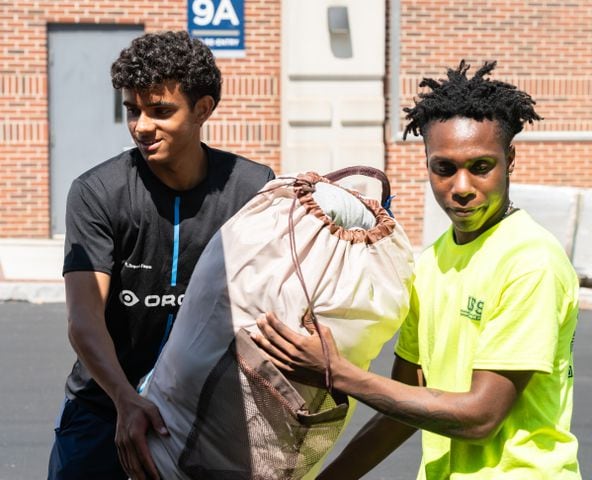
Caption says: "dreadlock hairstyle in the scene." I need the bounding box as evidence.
[403,60,541,147]
[111,31,221,109]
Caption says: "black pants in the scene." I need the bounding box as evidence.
[47,398,127,480]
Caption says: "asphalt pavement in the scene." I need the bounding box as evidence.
[0,301,590,480]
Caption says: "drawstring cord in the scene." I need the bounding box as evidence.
[285,181,334,392]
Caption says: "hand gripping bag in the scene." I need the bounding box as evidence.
[141,167,415,479]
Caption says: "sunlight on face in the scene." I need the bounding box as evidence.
[425,117,514,245]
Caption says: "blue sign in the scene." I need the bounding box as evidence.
[187,0,245,58]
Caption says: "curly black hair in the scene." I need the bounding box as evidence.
[403,60,541,147]
[111,31,221,109]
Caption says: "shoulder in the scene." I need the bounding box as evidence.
[73,148,140,193]
[415,228,451,268]
[204,144,275,188]
[68,148,147,207]
[417,211,577,285]
[490,210,578,290]
[499,210,569,261]
[66,149,146,224]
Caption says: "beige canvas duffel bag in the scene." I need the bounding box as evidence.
[141,167,414,479]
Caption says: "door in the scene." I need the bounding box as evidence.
[48,24,143,235]
[281,1,385,199]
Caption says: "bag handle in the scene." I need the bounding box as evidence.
[323,166,392,207]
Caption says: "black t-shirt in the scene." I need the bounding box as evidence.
[63,144,275,417]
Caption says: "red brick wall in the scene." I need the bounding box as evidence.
[0,0,280,238]
[2,1,590,243]
[204,0,281,171]
[388,0,592,246]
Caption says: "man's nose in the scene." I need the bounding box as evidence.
[452,170,475,199]
[135,112,155,134]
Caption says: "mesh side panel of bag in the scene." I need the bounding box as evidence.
[239,352,347,478]
[179,329,348,480]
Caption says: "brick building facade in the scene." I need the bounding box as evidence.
[0,0,282,239]
[386,0,592,244]
[1,0,590,246]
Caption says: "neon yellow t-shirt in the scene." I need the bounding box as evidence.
[396,210,580,479]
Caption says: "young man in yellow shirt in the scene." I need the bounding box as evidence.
[254,60,580,479]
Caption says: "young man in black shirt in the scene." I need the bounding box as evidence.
[48,31,274,480]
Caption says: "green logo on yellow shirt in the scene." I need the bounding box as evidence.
[568,332,575,378]
[460,296,484,321]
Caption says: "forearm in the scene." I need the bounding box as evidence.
[68,308,137,404]
[65,273,163,478]
[332,359,491,440]
[254,314,525,442]
[66,271,138,405]
[318,412,416,479]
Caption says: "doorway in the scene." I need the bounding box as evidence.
[48,24,143,235]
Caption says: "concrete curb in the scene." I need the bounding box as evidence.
[580,287,592,311]
[0,281,65,304]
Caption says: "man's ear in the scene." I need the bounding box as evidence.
[193,95,215,126]
[507,144,516,175]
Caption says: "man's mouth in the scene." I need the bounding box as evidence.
[450,208,476,218]
[137,139,161,152]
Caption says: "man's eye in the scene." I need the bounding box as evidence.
[154,108,173,117]
[432,163,455,176]
[471,161,492,174]
[125,107,139,117]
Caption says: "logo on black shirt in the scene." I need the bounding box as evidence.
[119,290,184,308]
[120,290,140,306]
[124,261,153,270]
[460,296,484,321]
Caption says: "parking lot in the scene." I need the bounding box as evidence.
[0,301,590,479]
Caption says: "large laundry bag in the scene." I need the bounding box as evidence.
[141,168,415,479]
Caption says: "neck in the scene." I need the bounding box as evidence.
[483,199,516,234]
[502,199,515,219]
[148,143,207,191]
